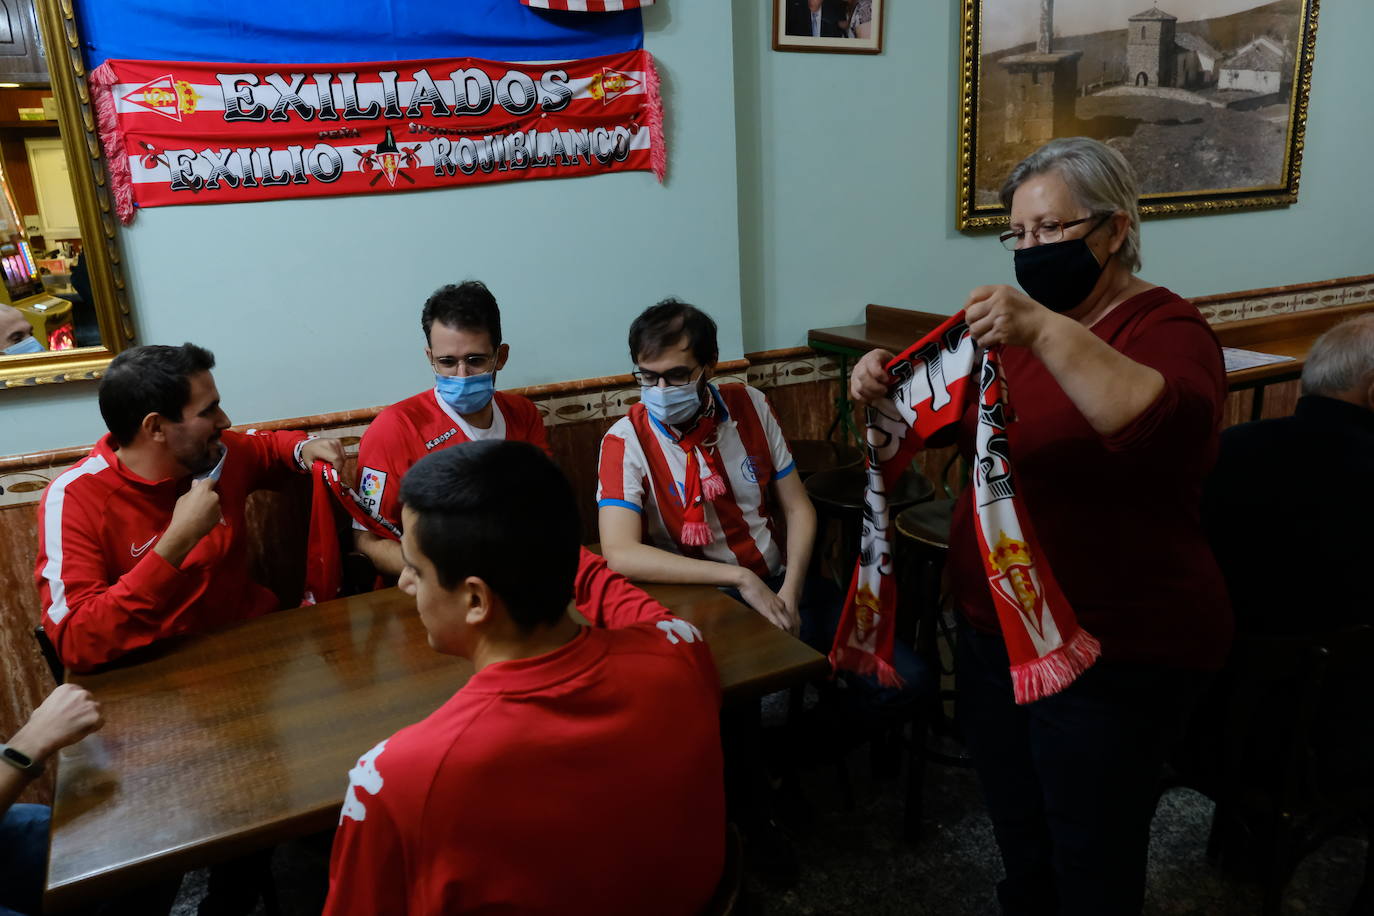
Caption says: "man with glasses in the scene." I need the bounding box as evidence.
[598,299,814,635]
[353,281,549,578]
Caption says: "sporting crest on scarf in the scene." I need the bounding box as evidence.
[829,311,1100,703]
[90,50,664,223]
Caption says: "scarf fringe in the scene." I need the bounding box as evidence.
[828,645,905,689]
[680,521,712,546]
[643,51,666,183]
[701,474,726,500]
[1010,628,1102,705]
[89,62,137,225]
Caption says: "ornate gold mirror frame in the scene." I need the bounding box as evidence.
[0,0,133,389]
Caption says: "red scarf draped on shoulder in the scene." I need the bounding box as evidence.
[829,312,1100,703]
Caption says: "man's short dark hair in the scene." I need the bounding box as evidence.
[628,298,718,367]
[98,343,216,446]
[421,281,502,348]
[400,441,579,632]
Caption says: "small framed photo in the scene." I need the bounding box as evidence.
[773,0,884,54]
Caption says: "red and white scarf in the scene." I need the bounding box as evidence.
[304,460,400,606]
[829,312,1100,703]
[665,405,728,547]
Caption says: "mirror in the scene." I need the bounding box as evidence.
[0,0,134,389]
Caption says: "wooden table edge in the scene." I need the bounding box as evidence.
[45,803,342,913]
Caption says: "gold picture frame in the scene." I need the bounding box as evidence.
[0,0,135,389]
[956,0,1321,230]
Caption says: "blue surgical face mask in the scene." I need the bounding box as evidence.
[435,372,495,416]
[641,380,706,427]
[3,335,43,355]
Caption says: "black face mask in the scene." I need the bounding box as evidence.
[1013,227,1109,314]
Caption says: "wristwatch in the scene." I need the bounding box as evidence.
[0,743,43,776]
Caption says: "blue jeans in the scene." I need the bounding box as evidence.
[957,620,1207,916]
[0,804,50,916]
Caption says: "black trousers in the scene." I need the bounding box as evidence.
[956,621,1208,916]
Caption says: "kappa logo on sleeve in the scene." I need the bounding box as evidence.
[358,467,387,513]
[656,618,703,646]
[340,739,388,824]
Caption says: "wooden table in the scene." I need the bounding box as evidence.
[46,584,826,911]
[810,301,1374,425]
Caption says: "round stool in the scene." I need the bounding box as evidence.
[804,466,935,585]
[893,498,972,842]
[787,438,862,480]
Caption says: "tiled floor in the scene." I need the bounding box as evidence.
[167,711,1367,916]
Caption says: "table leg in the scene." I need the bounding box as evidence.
[1249,384,1266,422]
[824,354,862,449]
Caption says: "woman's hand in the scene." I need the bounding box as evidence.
[849,348,897,406]
[964,285,1058,350]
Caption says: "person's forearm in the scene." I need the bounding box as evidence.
[152,523,201,569]
[780,502,816,595]
[1031,314,1164,437]
[602,540,745,588]
[0,762,29,815]
[355,532,404,578]
[0,725,49,815]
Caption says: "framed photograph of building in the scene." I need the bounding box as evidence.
[956,0,1321,229]
[773,0,884,54]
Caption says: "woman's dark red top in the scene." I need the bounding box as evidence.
[946,286,1234,670]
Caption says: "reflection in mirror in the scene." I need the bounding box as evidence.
[0,0,135,389]
[0,84,99,361]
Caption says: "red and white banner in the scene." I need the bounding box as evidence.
[90,49,664,223]
[522,0,654,8]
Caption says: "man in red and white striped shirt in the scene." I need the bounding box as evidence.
[597,300,815,635]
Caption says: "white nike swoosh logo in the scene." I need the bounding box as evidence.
[130,536,157,558]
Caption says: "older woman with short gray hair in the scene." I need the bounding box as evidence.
[851,136,1231,913]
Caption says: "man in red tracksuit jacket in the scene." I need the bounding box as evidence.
[323,441,726,916]
[34,342,347,673]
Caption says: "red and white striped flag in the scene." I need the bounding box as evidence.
[522,0,654,8]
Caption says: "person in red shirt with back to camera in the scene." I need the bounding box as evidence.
[34,342,348,674]
[323,440,725,916]
[352,280,550,579]
[852,137,1231,915]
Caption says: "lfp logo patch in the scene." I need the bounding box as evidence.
[741,456,766,484]
[359,467,387,513]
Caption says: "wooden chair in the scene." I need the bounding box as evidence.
[803,466,934,586]
[1168,625,1374,915]
[786,438,861,480]
[700,823,745,916]
[893,498,974,844]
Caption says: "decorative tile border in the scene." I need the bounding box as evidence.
[1195,275,1374,325]
[0,352,841,509]
[12,269,1374,508]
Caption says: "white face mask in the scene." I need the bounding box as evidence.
[3,335,43,355]
[193,443,228,483]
